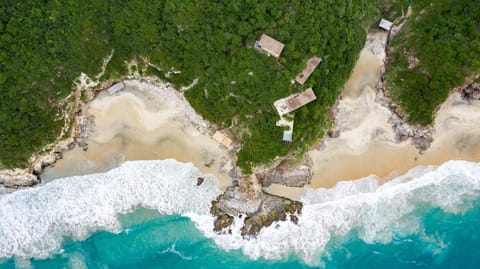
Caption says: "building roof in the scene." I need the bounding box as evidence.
[379,19,393,31]
[273,88,317,116]
[212,131,233,148]
[295,57,322,85]
[107,82,125,95]
[257,34,285,58]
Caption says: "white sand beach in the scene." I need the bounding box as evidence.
[308,32,480,188]
[41,80,233,189]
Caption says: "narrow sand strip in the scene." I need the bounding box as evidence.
[42,80,233,189]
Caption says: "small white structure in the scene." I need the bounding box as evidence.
[212,131,233,148]
[107,82,125,95]
[255,34,285,58]
[379,19,394,31]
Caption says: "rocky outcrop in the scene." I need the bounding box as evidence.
[257,157,313,187]
[214,176,263,217]
[376,70,434,152]
[387,113,433,151]
[0,168,39,188]
[196,177,205,186]
[211,174,302,237]
[74,115,95,150]
[0,110,93,188]
[31,138,75,175]
[461,83,480,102]
[241,194,302,237]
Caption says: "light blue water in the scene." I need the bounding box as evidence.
[1,160,480,268]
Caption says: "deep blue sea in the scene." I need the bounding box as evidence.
[1,160,480,269]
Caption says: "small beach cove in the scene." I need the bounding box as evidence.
[41,80,234,189]
[305,31,480,190]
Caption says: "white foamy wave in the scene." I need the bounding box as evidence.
[0,159,221,259]
[200,160,480,264]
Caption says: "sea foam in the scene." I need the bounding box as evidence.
[199,160,480,264]
[1,160,480,265]
[0,159,221,259]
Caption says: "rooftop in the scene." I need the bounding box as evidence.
[256,34,285,58]
[295,57,322,85]
[107,82,125,95]
[379,19,393,31]
[273,88,317,116]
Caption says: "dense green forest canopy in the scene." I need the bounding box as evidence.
[386,0,480,124]
[0,0,379,170]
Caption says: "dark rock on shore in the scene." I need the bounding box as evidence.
[196,177,204,186]
[0,169,39,188]
[257,157,313,188]
[75,115,96,150]
[376,78,434,152]
[210,176,303,237]
[461,83,480,102]
[241,194,302,237]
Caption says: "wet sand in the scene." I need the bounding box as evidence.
[41,81,233,188]
[308,32,480,188]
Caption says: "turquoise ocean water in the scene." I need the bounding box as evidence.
[1,160,480,268]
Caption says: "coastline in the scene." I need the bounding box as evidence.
[0,29,479,237]
[303,31,480,189]
[40,78,235,189]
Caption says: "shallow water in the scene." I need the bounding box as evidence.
[2,160,480,268]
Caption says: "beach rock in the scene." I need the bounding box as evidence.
[258,157,313,187]
[327,130,340,138]
[211,199,235,233]
[0,168,39,188]
[260,167,312,187]
[377,76,434,151]
[411,127,434,152]
[241,193,302,237]
[196,177,204,186]
[211,174,303,237]
[215,183,263,216]
[388,114,413,142]
[461,83,480,101]
[75,115,95,150]
[32,153,58,175]
[55,138,76,152]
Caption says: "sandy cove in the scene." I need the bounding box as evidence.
[41,79,235,189]
[304,31,480,189]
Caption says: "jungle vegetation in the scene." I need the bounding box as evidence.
[385,0,480,125]
[5,1,476,172]
[0,0,379,171]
